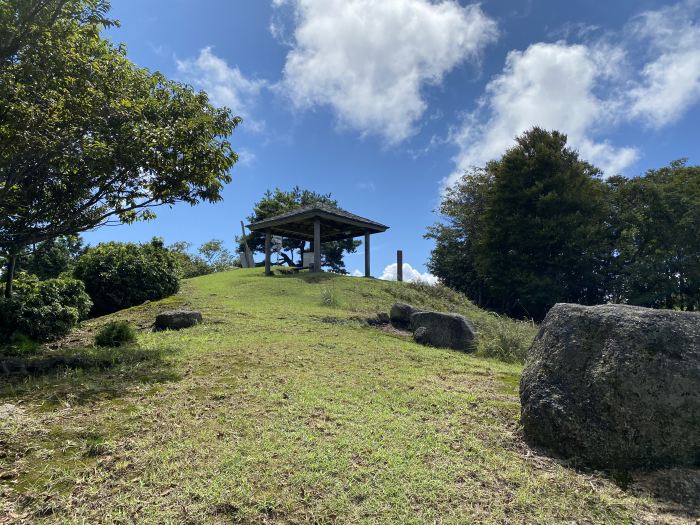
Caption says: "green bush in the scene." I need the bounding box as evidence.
[477,314,536,363]
[95,321,137,347]
[0,273,92,342]
[74,238,179,315]
[320,287,340,307]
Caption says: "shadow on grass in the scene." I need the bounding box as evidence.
[0,345,181,407]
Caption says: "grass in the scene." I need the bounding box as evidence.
[0,268,686,524]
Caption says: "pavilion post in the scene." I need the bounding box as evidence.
[264,230,272,276]
[397,250,403,282]
[313,218,321,272]
[364,232,371,277]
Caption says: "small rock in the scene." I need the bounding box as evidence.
[390,303,422,327]
[413,326,430,345]
[410,311,476,351]
[155,310,203,331]
[367,312,390,326]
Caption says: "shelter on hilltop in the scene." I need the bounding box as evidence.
[247,203,388,276]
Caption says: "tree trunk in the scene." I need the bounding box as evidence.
[4,254,18,298]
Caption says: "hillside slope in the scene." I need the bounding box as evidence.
[0,269,688,524]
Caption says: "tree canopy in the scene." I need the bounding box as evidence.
[243,187,360,273]
[1,0,240,296]
[427,128,700,319]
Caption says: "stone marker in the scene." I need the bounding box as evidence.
[520,303,700,469]
[155,310,203,331]
[390,303,422,327]
[410,311,476,352]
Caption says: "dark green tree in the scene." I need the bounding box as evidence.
[612,160,700,310]
[19,236,84,280]
[428,128,611,319]
[1,0,240,297]
[243,187,360,273]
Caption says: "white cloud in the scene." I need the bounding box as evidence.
[628,1,700,126]
[176,47,266,132]
[445,1,700,188]
[447,42,639,187]
[276,0,498,144]
[379,263,438,285]
[236,148,257,167]
[351,269,363,277]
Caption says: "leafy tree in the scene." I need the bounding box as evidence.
[73,238,179,315]
[612,160,700,310]
[428,128,611,320]
[426,167,491,305]
[1,0,240,297]
[243,187,360,273]
[197,239,238,272]
[19,236,84,280]
[168,241,212,279]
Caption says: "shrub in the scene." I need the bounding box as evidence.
[74,238,179,315]
[95,321,137,347]
[477,314,536,363]
[0,273,92,342]
[320,287,339,307]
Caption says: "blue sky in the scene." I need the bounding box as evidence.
[84,0,700,280]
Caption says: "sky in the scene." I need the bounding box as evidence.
[83,0,700,281]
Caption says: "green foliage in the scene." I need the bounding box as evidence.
[428,127,613,320]
[609,160,700,310]
[94,320,137,347]
[74,238,179,315]
[197,239,239,272]
[0,0,240,296]
[0,273,92,342]
[20,236,84,280]
[169,240,239,278]
[320,286,340,307]
[476,314,535,363]
[243,187,360,273]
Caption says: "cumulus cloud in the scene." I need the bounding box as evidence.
[379,263,438,285]
[628,1,700,126]
[447,42,638,187]
[276,0,498,144]
[176,47,266,131]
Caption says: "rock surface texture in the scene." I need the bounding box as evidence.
[520,303,700,469]
[389,303,422,327]
[410,311,476,352]
[155,310,203,331]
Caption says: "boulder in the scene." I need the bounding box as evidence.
[155,310,203,331]
[410,311,476,351]
[390,303,422,327]
[520,303,700,469]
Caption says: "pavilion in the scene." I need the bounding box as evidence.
[247,203,389,276]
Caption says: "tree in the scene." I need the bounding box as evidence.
[428,128,611,320]
[0,0,240,297]
[426,167,491,305]
[197,239,238,272]
[243,187,360,273]
[21,235,84,280]
[612,160,700,310]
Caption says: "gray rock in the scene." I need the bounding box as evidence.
[155,310,203,331]
[390,303,422,327]
[410,311,476,351]
[520,303,700,469]
[413,326,430,345]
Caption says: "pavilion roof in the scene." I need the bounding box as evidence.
[247,203,388,242]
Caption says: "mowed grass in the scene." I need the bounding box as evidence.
[0,269,664,524]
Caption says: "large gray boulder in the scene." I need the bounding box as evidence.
[155,310,203,331]
[410,311,476,352]
[520,303,700,469]
[390,303,422,327]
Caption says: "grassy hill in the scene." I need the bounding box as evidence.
[0,269,687,523]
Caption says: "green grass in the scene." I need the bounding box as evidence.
[0,269,669,523]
